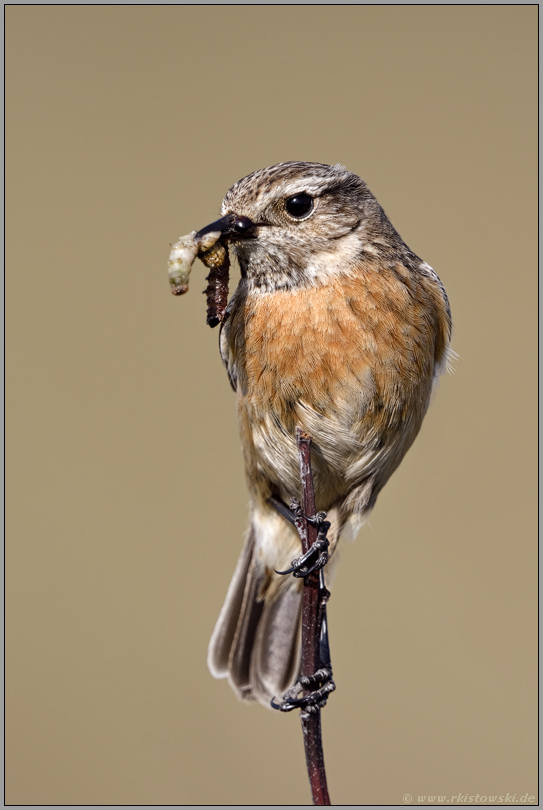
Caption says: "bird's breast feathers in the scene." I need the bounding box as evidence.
[220,259,450,510]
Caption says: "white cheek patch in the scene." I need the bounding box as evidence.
[238,229,366,294]
[303,231,365,284]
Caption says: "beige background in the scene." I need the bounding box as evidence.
[6,6,537,807]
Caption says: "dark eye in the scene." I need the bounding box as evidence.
[285,193,314,219]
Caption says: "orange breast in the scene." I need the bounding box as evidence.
[226,262,449,506]
[239,270,441,405]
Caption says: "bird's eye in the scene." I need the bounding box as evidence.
[285,193,314,219]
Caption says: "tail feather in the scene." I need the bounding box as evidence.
[207,509,304,708]
[207,527,255,679]
[250,588,302,703]
[228,552,265,697]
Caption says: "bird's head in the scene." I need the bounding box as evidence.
[195,161,397,292]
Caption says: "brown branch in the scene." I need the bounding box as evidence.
[295,428,331,806]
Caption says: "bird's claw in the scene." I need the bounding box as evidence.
[274,510,331,578]
[271,667,336,713]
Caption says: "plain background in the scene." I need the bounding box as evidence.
[6,6,537,807]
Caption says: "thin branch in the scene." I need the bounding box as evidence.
[296,428,331,806]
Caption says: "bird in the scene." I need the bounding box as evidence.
[196,161,452,709]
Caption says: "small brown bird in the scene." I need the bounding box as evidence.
[197,162,451,708]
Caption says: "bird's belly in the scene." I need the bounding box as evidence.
[239,398,360,509]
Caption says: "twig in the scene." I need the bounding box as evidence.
[296,428,331,806]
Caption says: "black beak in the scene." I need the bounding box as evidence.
[195,213,256,241]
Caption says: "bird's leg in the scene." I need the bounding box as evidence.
[271,569,336,713]
[273,499,331,578]
[269,495,336,713]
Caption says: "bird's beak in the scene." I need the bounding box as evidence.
[195,213,256,241]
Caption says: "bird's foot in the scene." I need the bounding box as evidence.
[271,667,336,713]
[274,507,331,578]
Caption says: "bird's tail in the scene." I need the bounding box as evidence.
[207,504,306,708]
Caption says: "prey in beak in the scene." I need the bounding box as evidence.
[168,213,256,327]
